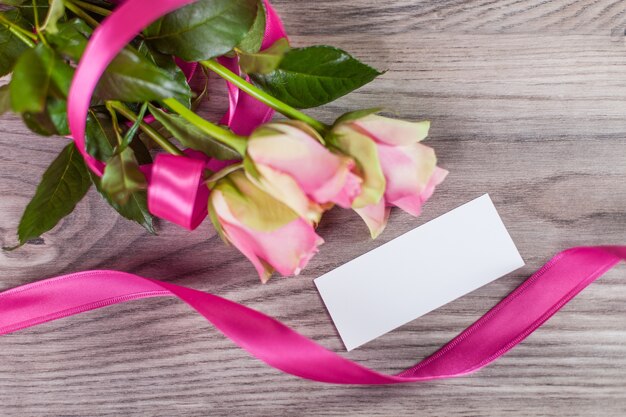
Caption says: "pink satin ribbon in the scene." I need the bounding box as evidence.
[218,1,286,135]
[68,0,286,230]
[1,246,624,384]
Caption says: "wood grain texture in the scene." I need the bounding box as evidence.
[1,0,626,415]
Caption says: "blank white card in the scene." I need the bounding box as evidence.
[314,194,524,351]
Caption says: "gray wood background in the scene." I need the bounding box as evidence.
[1,0,626,415]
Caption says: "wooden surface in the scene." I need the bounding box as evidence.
[1,1,626,415]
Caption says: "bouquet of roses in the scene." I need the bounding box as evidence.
[0,0,446,282]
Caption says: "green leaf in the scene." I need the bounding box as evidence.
[22,110,57,136]
[251,46,383,109]
[49,20,192,103]
[144,0,258,61]
[85,106,152,162]
[0,84,10,115]
[21,98,71,137]
[18,90,72,137]
[101,146,147,205]
[9,42,73,137]
[0,0,28,5]
[10,44,73,113]
[84,103,154,232]
[96,47,192,103]
[85,108,117,160]
[236,0,266,53]
[51,59,75,96]
[129,133,152,165]
[148,104,239,160]
[118,101,148,153]
[40,0,64,34]
[46,97,69,135]
[14,0,49,26]
[17,143,91,245]
[136,41,192,107]
[238,38,289,75]
[46,18,90,59]
[89,171,155,234]
[0,10,32,76]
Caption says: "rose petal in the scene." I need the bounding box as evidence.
[248,123,361,206]
[252,164,323,223]
[212,190,324,282]
[331,125,386,208]
[331,168,363,208]
[354,197,390,239]
[377,142,437,204]
[308,157,362,208]
[352,114,430,146]
[392,166,448,216]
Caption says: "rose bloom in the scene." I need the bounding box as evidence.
[331,113,447,237]
[245,121,362,223]
[209,170,323,282]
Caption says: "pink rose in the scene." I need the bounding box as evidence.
[245,122,362,223]
[209,170,324,282]
[331,113,447,238]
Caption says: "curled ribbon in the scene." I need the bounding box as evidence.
[1,247,624,384]
[218,0,286,135]
[67,0,287,230]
